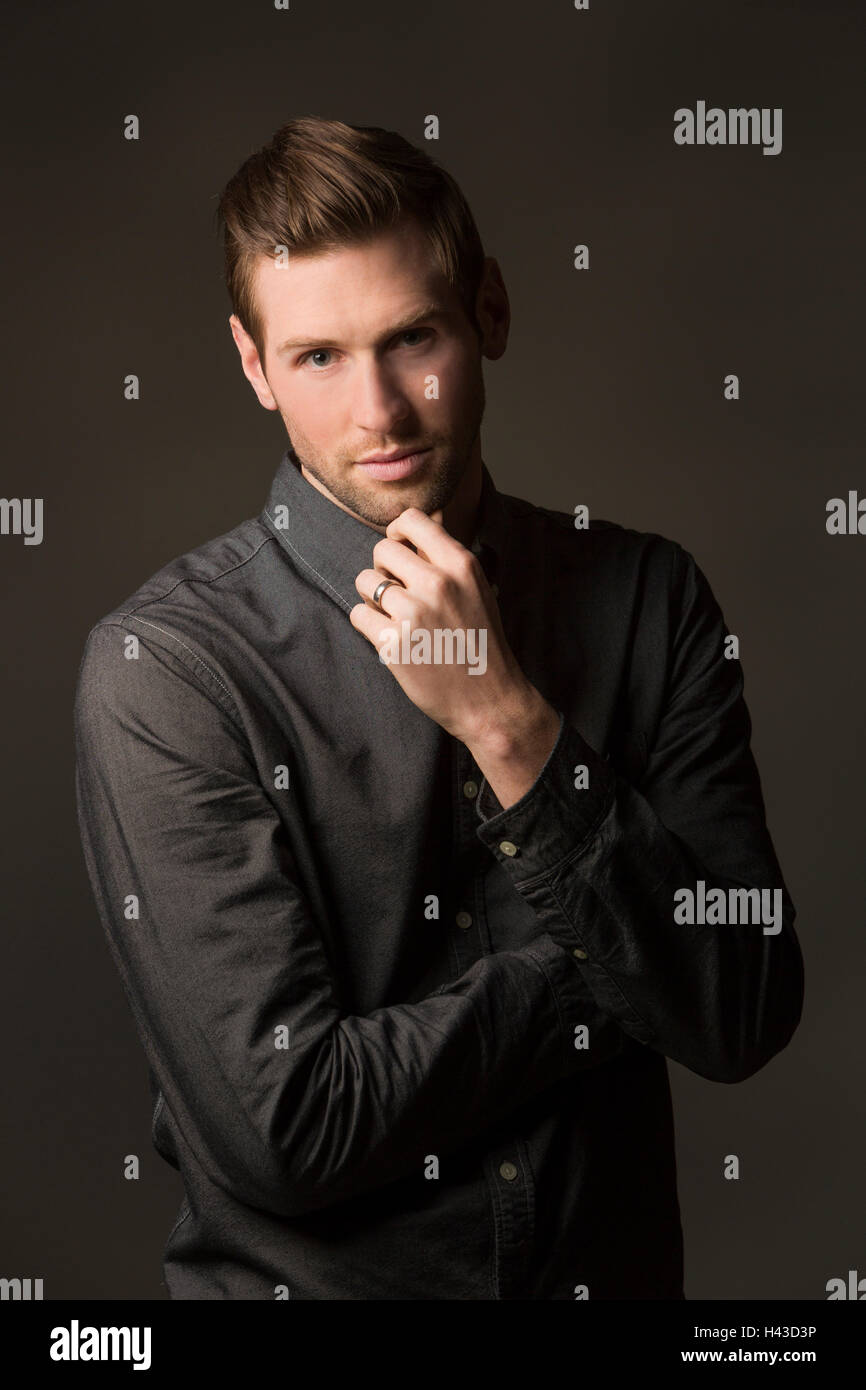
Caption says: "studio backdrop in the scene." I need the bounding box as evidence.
[1,0,863,1301]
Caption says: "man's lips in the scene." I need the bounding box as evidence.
[354,448,432,481]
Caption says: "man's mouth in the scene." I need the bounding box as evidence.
[354,447,432,481]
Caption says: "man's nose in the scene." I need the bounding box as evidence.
[352,360,413,434]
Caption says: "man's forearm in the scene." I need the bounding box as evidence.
[464,686,561,811]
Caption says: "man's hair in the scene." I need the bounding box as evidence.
[215,116,487,369]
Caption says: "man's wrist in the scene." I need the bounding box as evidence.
[463,687,561,811]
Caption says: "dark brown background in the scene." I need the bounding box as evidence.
[1,0,862,1298]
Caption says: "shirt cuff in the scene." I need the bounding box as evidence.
[474,711,616,882]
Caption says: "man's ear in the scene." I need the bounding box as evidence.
[229,314,278,411]
[474,257,510,361]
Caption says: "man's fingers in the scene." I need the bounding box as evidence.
[354,568,409,612]
[386,506,456,568]
[368,538,432,589]
[348,600,393,649]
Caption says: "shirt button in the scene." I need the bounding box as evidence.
[462,779,479,799]
[456,911,473,930]
[499,840,518,857]
[499,1161,518,1181]
[573,948,588,960]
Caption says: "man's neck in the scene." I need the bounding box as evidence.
[441,451,483,548]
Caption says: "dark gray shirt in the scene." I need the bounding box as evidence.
[73,448,804,1299]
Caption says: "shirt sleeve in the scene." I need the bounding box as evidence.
[474,542,805,1085]
[73,620,629,1222]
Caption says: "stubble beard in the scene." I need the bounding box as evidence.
[282,374,486,530]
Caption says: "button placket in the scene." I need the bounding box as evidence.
[483,1138,536,1299]
[450,740,487,971]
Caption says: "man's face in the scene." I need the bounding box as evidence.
[230,219,496,530]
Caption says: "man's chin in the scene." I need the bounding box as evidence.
[351,463,446,512]
[354,483,437,527]
[298,449,465,528]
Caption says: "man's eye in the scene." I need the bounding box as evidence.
[301,349,333,369]
[399,329,432,347]
[299,330,431,368]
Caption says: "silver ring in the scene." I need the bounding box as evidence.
[372,578,399,608]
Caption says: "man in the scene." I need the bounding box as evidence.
[73,116,804,1300]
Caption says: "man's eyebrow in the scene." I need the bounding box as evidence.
[275,302,448,355]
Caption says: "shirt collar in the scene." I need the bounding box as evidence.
[260,446,509,614]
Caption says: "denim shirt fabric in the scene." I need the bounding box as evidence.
[73,448,804,1299]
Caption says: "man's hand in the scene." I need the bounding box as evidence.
[349,507,560,809]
